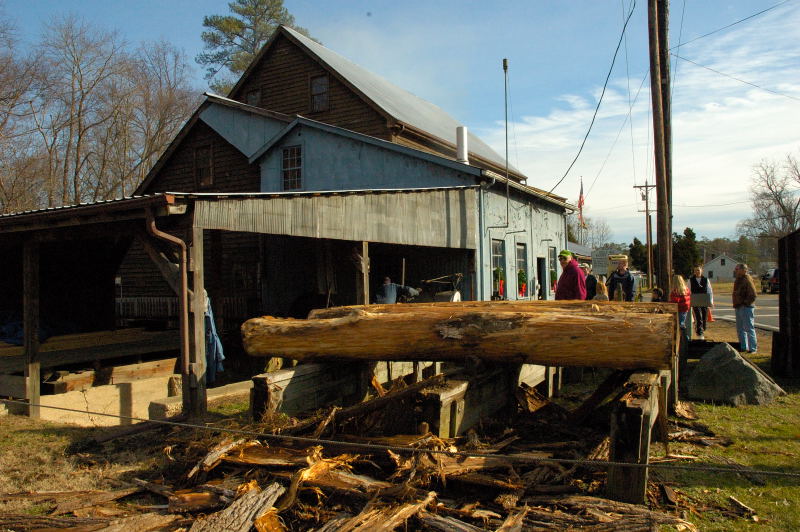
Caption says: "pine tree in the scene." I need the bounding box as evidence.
[196,0,314,94]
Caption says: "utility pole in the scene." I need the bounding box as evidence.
[657,0,673,254]
[648,0,672,294]
[634,181,656,289]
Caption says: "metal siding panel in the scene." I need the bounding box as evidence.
[193,189,476,248]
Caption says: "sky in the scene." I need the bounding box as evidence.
[4,0,799,244]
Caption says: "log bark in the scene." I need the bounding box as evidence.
[243,301,676,370]
[189,482,285,532]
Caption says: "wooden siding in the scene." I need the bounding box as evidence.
[231,34,390,141]
[193,189,478,249]
[144,120,261,194]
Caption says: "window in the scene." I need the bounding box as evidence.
[720,258,726,266]
[246,89,261,106]
[282,145,302,190]
[310,74,329,112]
[491,239,506,298]
[516,243,528,297]
[548,246,558,291]
[708,270,714,278]
[194,145,213,187]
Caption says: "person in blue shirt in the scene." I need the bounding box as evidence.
[375,276,419,304]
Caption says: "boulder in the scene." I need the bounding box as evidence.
[686,343,785,406]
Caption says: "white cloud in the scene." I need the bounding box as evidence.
[479,4,800,243]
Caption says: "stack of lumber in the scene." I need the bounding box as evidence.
[242,300,678,370]
[0,327,179,373]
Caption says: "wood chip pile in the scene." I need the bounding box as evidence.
[0,382,732,531]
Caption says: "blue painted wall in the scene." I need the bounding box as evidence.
[258,125,476,192]
[200,105,287,159]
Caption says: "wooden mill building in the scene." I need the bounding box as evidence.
[0,26,573,419]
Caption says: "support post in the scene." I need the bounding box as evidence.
[23,241,40,418]
[189,226,207,416]
[607,372,659,504]
[361,241,370,305]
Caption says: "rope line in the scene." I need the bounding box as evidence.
[3,397,800,479]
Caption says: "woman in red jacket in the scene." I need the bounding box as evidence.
[670,275,691,339]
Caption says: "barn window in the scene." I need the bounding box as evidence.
[246,89,261,106]
[310,74,329,112]
[194,145,213,187]
[282,145,302,190]
[708,270,714,279]
[720,258,726,266]
[516,243,528,297]
[491,239,506,298]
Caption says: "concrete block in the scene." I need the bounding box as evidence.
[38,375,175,427]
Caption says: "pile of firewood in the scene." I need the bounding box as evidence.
[0,385,706,531]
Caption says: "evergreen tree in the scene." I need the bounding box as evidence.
[196,0,314,94]
[672,227,701,277]
[628,237,648,273]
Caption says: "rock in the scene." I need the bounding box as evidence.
[686,343,785,406]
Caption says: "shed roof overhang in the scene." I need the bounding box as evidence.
[0,194,183,235]
[183,187,478,249]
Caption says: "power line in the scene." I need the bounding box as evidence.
[547,0,637,196]
[672,53,800,102]
[671,0,792,52]
[674,200,751,208]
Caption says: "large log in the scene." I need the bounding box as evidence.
[242,301,677,370]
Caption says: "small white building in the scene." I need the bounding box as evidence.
[704,253,737,280]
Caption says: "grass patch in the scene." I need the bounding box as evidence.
[655,320,800,531]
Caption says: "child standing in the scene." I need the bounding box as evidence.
[670,275,691,340]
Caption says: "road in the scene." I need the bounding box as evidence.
[706,292,779,331]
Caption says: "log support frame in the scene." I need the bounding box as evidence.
[188,226,207,416]
[420,365,514,438]
[607,371,660,504]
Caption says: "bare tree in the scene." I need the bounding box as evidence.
[738,152,800,238]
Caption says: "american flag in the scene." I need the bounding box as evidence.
[577,178,587,228]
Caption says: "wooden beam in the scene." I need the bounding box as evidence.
[23,241,40,418]
[607,371,660,504]
[42,358,178,394]
[189,226,207,416]
[0,332,180,373]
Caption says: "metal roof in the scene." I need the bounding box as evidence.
[280,26,521,177]
[0,194,177,232]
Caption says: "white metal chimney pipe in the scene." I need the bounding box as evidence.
[456,126,469,164]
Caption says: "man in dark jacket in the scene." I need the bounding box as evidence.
[607,257,635,301]
[689,265,713,340]
[555,250,587,300]
[580,263,598,300]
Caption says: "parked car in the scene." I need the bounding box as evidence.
[761,268,780,293]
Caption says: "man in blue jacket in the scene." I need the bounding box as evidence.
[607,257,635,301]
[375,276,419,304]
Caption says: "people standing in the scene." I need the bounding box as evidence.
[554,250,587,300]
[689,265,713,340]
[606,257,635,302]
[670,275,691,340]
[580,263,598,300]
[733,263,758,353]
[375,276,419,304]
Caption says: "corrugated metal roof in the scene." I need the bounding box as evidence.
[281,26,520,176]
[0,194,175,228]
